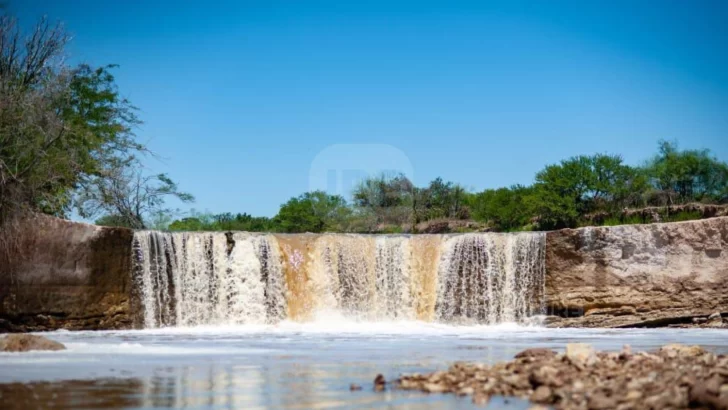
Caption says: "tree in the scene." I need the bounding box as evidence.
[352,173,415,228]
[529,154,646,229]
[420,177,469,220]
[76,161,194,229]
[470,185,535,231]
[643,140,728,204]
[0,15,145,223]
[274,191,350,233]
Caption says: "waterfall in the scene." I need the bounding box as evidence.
[132,231,546,328]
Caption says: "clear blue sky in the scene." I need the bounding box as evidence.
[13,0,728,217]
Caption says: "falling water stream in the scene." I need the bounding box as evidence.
[132,231,547,328]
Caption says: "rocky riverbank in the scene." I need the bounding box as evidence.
[394,343,728,409]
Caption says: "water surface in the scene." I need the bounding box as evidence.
[2,322,727,409]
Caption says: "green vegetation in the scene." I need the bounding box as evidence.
[166,142,727,233]
[0,13,191,229]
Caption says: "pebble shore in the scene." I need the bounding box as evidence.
[390,343,728,409]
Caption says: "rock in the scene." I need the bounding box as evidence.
[587,393,617,410]
[472,393,490,405]
[1,215,132,332]
[709,312,722,320]
[529,365,561,387]
[422,383,447,393]
[373,374,386,391]
[396,343,725,410]
[625,390,642,401]
[0,334,65,352]
[545,217,728,329]
[660,344,705,357]
[515,348,556,360]
[349,383,362,391]
[565,343,598,367]
[457,386,474,396]
[530,386,552,403]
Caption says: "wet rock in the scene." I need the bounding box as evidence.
[373,374,386,391]
[349,383,361,391]
[0,334,65,352]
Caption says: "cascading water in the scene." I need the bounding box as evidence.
[132,231,546,328]
[133,231,285,328]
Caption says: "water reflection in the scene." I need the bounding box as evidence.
[0,363,509,410]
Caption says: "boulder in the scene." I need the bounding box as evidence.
[0,334,65,352]
[545,217,728,328]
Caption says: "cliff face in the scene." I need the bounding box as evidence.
[0,215,133,332]
[545,217,728,327]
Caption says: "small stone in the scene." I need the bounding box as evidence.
[399,379,416,389]
[373,374,386,391]
[472,393,490,405]
[588,393,617,410]
[705,375,723,395]
[0,334,66,352]
[514,348,556,360]
[422,382,448,393]
[530,385,552,403]
[529,365,561,387]
[457,386,474,396]
[625,390,642,401]
[660,344,705,357]
[566,343,598,367]
[349,383,362,391]
[708,312,721,320]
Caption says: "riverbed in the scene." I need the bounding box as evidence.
[1,322,728,409]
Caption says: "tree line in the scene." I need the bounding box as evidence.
[165,141,728,234]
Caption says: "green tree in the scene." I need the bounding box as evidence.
[470,185,535,231]
[274,191,350,233]
[0,15,147,222]
[643,140,728,204]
